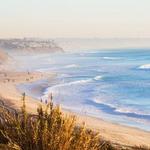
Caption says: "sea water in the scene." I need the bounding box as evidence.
[15,49,150,131]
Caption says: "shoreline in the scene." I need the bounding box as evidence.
[0,71,56,113]
[0,70,150,147]
[28,78,150,132]
[18,81,150,131]
[64,109,150,146]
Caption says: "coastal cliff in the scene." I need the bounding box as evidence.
[0,38,64,53]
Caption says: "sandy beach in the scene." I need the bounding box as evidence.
[75,112,150,147]
[0,68,150,147]
[0,71,56,113]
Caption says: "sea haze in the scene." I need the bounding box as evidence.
[15,48,150,131]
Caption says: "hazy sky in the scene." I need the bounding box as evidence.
[0,0,150,38]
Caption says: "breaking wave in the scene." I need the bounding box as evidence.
[64,64,79,68]
[94,75,103,80]
[103,57,121,60]
[138,64,150,70]
[93,98,150,117]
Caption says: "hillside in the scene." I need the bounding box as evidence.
[0,38,64,53]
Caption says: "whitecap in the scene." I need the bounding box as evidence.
[64,64,78,68]
[138,64,150,70]
[42,75,103,101]
[93,98,150,116]
[103,57,121,60]
[94,75,103,80]
[115,107,150,116]
[59,74,71,78]
[42,78,92,99]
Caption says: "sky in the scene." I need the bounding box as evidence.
[0,0,150,38]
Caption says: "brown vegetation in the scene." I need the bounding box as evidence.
[0,94,149,150]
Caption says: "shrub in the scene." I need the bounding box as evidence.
[0,94,149,150]
[0,94,114,150]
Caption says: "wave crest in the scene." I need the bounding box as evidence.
[103,57,121,60]
[139,64,150,70]
[93,98,150,116]
[64,64,78,68]
[94,75,102,80]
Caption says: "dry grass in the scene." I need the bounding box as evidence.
[0,93,114,150]
[0,93,149,150]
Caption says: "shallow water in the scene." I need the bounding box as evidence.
[15,49,150,131]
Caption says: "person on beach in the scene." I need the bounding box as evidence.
[45,99,48,104]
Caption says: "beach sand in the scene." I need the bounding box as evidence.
[0,71,56,113]
[74,112,150,147]
[0,70,150,147]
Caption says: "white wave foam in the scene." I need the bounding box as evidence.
[43,78,92,98]
[59,74,71,78]
[93,98,150,116]
[94,75,102,80]
[50,75,102,89]
[65,79,92,85]
[47,75,102,92]
[139,64,150,69]
[64,64,78,68]
[43,76,102,101]
[103,57,120,60]
[115,107,150,116]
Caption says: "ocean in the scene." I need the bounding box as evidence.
[15,48,150,131]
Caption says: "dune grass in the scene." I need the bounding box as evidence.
[0,93,114,150]
[0,93,149,150]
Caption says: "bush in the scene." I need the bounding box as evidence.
[0,94,115,150]
[0,94,149,150]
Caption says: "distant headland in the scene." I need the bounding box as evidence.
[0,38,64,53]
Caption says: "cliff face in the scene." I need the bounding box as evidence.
[0,38,64,53]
